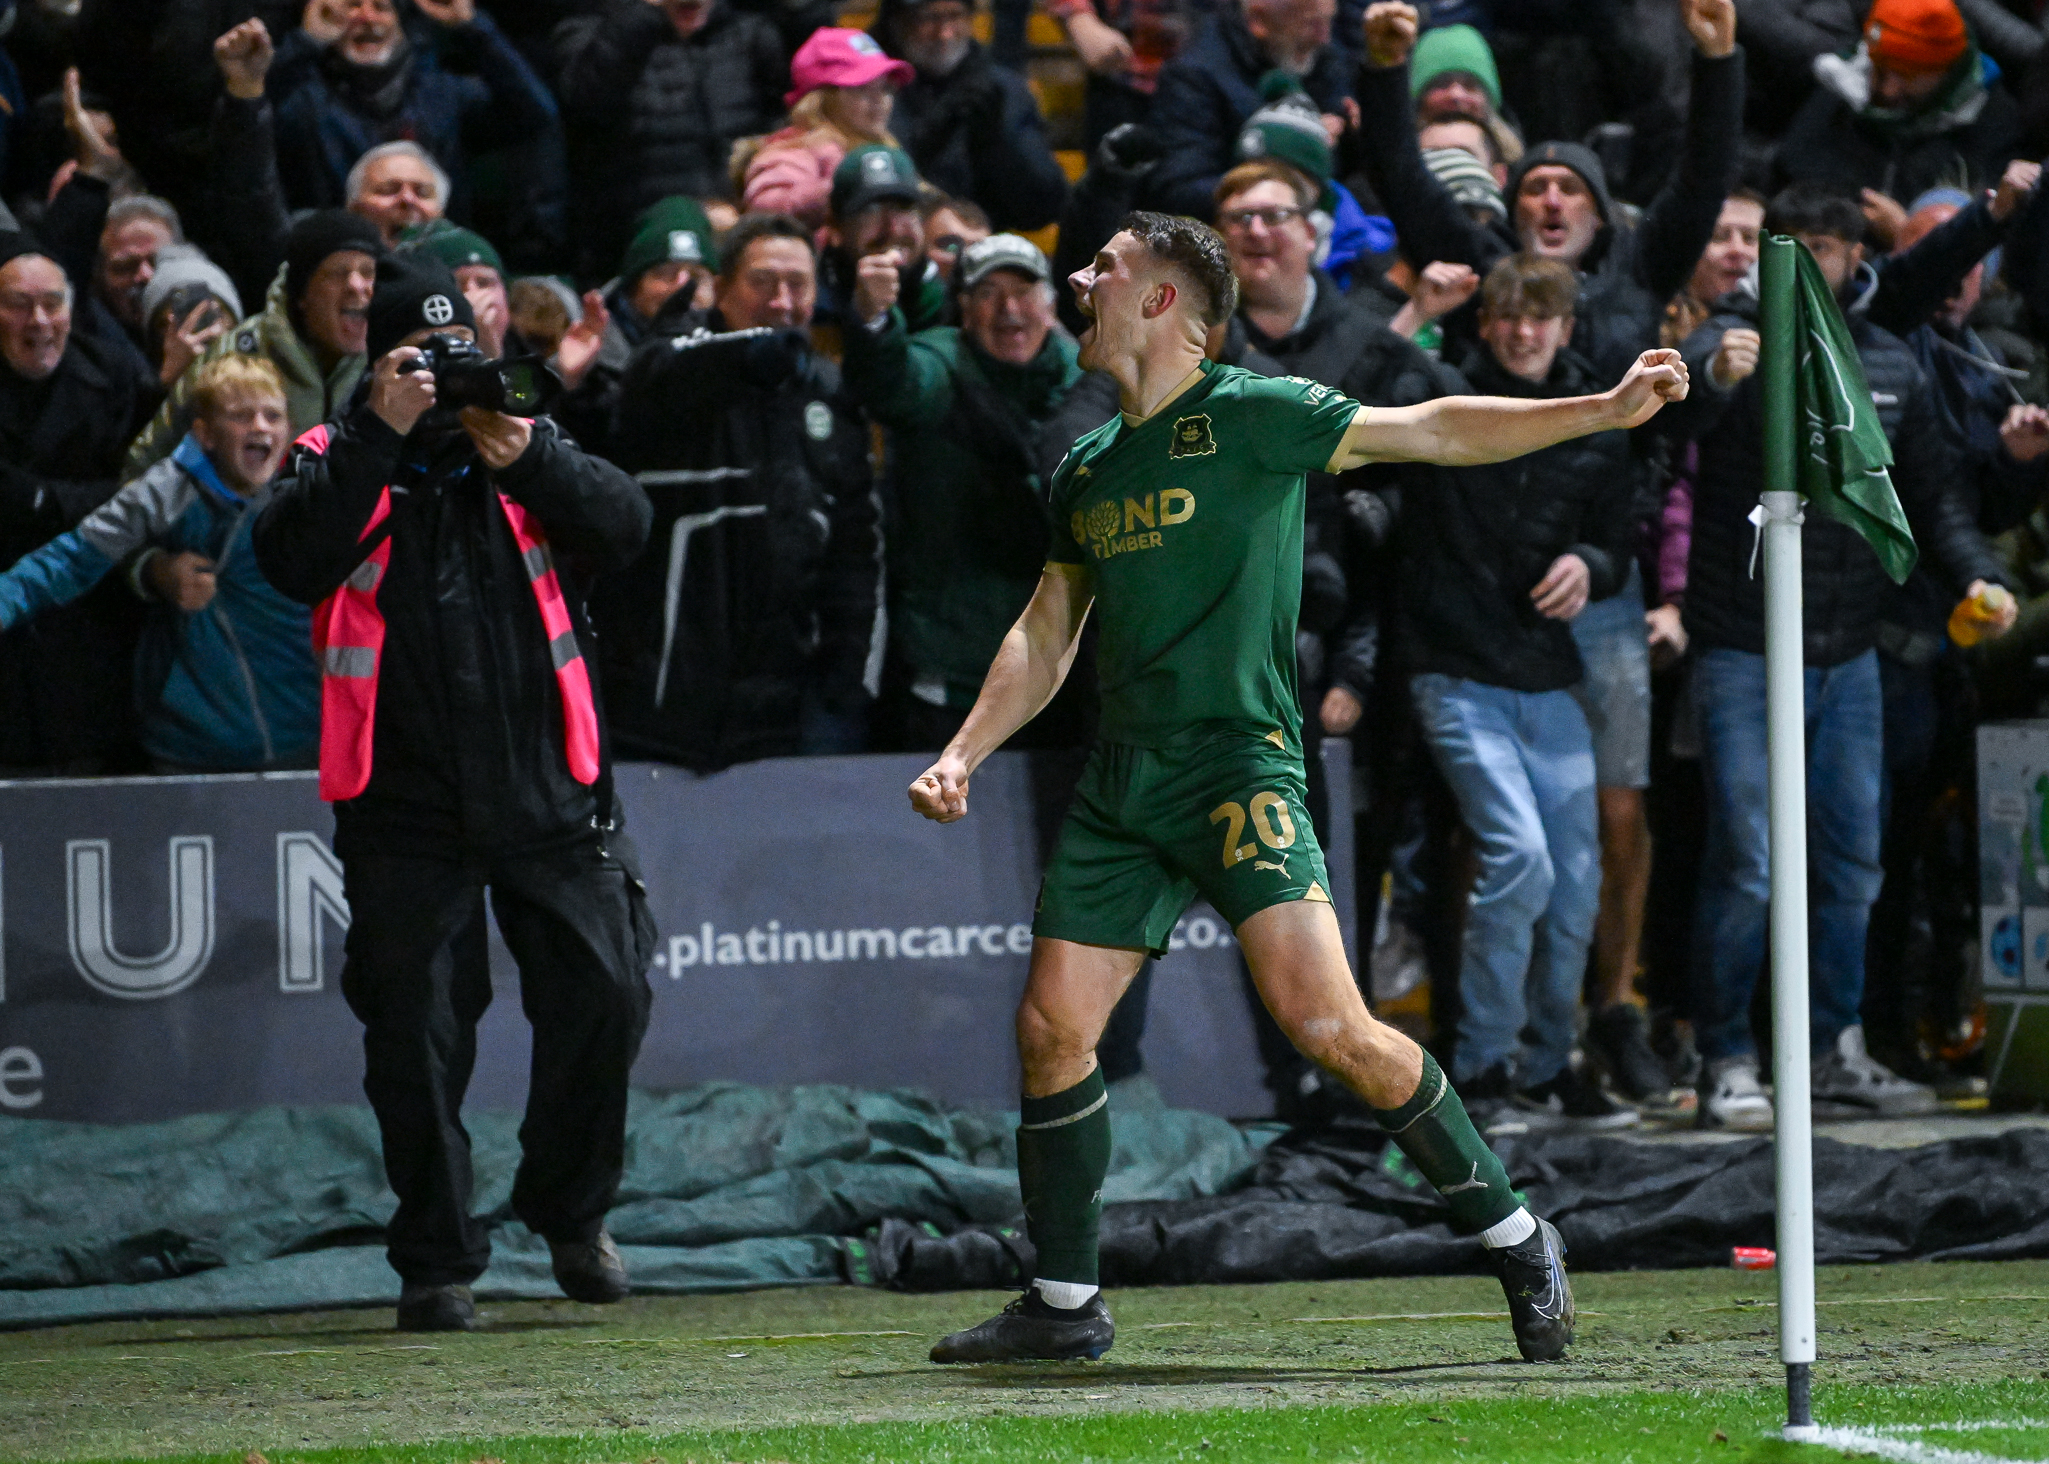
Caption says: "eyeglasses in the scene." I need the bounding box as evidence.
[1219,205,1305,232]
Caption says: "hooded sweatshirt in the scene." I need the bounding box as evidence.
[124,264,367,480]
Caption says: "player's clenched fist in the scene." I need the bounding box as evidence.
[910,755,971,823]
[1362,2,1418,68]
[1608,349,1689,429]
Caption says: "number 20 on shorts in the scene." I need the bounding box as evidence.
[1210,792,1298,868]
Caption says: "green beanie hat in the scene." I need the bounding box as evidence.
[1236,71,1334,192]
[1410,24,1502,113]
[620,196,719,284]
[404,223,503,275]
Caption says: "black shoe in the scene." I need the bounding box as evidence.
[1489,1217,1574,1362]
[1460,1060,1530,1137]
[1517,1062,1638,1131]
[396,1282,477,1332]
[549,1229,630,1303]
[1585,1004,1677,1103]
[930,1288,1115,1363]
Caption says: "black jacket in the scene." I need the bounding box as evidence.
[596,311,880,772]
[555,0,787,278]
[1398,348,1636,693]
[871,28,1069,233]
[0,327,158,769]
[253,406,650,853]
[1357,45,1745,380]
[1673,274,2008,667]
[1146,5,1357,222]
[1774,64,2023,202]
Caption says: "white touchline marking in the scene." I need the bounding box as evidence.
[1813,1421,2049,1464]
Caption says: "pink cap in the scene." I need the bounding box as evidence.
[786,28,914,108]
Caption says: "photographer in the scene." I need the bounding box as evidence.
[252,256,656,1334]
[598,213,879,771]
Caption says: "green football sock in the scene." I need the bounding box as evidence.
[1372,1052,1523,1235]
[1016,1068,1112,1285]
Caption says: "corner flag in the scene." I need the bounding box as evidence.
[1779,239,1917,585]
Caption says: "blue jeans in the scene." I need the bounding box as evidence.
[1412,674,1601,1088]
[1690,648,1885,1062]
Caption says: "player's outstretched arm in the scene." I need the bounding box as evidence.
[1327,349,1690,471]
[909,563,1094,824]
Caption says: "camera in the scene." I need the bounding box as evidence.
[398,331,560,415]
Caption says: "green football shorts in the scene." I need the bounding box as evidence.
[1032,727,1332,956]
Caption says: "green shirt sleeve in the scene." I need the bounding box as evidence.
[1044,447,1088,565]
[1240,374,1363,475]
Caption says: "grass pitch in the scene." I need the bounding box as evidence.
[5,1260,2047,1463]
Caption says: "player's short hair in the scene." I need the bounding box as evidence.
[719,212,815,280]
[1117,211,1238,328]
[1480,252,1578,321]
[1214,160,1317,214]
[1764,184,1864,245]
[189,353,287,420]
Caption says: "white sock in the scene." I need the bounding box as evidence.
[1478,1207,1537,1250]
[1033,1278,1100,1309]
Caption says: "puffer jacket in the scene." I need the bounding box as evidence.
[1356,44,1745,381]
[253,403,650,853]
[845,314,1082,707]
[1675,269,2009,667]
[556,0,787,277]
[1146,3,1356,222]
[596,310,880,772]
[1397,346,1636,692]
[1776,45,2022,201]
[0,437,318,770]
[125,266,366,479]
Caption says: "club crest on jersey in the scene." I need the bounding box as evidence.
[1169,414,1216,458]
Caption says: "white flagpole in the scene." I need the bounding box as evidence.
[1759,235,1818,1442]
[1763,486,1817,1440]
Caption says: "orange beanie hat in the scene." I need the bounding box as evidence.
[1865,0,1969,73]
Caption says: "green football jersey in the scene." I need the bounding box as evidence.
[1046,361,1363,748]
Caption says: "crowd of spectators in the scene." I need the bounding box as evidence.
[0,0,2045,1130]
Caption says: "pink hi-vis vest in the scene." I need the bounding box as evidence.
[297,424,602,802]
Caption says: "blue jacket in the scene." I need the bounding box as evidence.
[0,437,318,771]
[1146,4,1357,222]
[273,12,559,215]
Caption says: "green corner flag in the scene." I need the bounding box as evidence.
[1759,234,1917,585]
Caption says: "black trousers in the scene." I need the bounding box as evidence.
[338,834,656,1286]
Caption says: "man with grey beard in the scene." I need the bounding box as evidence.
[870,0,1069,232]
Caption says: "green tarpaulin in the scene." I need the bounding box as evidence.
[0,1083,1273,1328]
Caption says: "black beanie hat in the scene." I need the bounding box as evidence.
[1504,141,1615,228]
[0,231,54,275]
[365,254,476,361]
[285,210,383,307]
